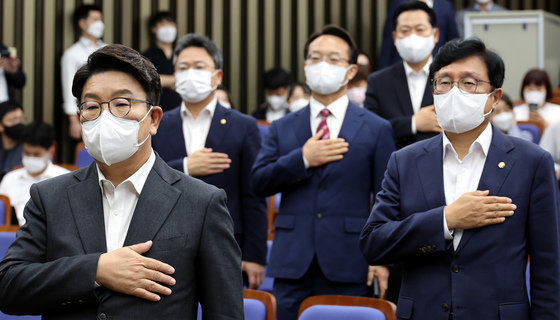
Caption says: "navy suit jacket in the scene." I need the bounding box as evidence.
[378,0,459,69]
[360,126,560,319]
[251,103,395,283]
[152,103,268,265]
[365,62,436,149]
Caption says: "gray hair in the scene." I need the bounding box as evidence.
[173,33,223,69]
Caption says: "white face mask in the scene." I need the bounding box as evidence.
[347,87,367,107]
[22,155,48,174]
[305,62,350,95]
[156,26,177,43]
[434,87,494,134]
[175,69,217,103]
[289,98,309,112]
[87,20,104,39]
[220,102,231,109]
[476,0,491,4]
[267,95,287,111]
[82,107,152,166]
[395,34,435,63]
[524,90,546,106]
[492,112,514,132]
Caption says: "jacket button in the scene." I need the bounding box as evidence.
[452,265,460,273]
[317,213,323,219]
[98,313,107,320]
[442,303,449,312]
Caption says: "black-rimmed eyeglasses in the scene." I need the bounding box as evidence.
[78,97,152,121]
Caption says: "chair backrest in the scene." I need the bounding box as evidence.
[517,123,541,143]
[74,142,94,168]
[56,163,79,171]
[299,305,385,320]
[257,240,274,292]
[0,195,11,227]
[0,231,16,260]
[243,289,276,320]
[298,295,396,320]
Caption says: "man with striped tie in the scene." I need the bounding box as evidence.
[251,25,396,320]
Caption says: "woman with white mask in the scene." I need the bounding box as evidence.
[490,93,532,142]
[142,11,182,112]
[286,82,311,113]
[513,69,560,128]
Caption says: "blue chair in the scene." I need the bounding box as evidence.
[299,305,385,320]
[244,298,267,320]
[198,289,276,320]
[257,240,274,292]
[75,142,94,168]
[517,123,541,144]
[0,198,5,225]
[526,261,531,302]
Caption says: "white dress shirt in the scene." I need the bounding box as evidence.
[61,37,105,115]
[0,162,69,225]
[180,97,217,174]
[514,102,560,126]
[266,107,288,123]
[303,95,349,168]
[97,150,155,252]
[442,123,492,250]
[403,57,432,134]
[0,69,10,103]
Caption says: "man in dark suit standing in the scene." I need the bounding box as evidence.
[0,44,243,319]
[152,34,268,290]
[251,25,395,320]
[366,1,442,149]
[0,42,25,103]
[361,38,560,319]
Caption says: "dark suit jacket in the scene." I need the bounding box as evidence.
[360,127,560,319]
[365,62,436,149]
[0,155,244,319]
[0,43,26,100]
[378,0,459,69]
[152,103,268,265]
[251,103,395,283]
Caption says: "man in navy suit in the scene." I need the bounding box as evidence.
[360,38,560,319]
[379,0,458,69]
[366,1,442,150]
[152,34,268,290]
[251,25,396,320]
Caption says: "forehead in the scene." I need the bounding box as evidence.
[2,108,23,121]
[434,55,489,80]
[82,71,146,99]
[155,19,176,27]
[397,10,431,27]
[308,35,350,57]
[87,10,102,20]
[176,47,215,65]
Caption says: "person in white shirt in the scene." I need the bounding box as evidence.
[514,68,560,129]
[490,93,533,142]
[61,4,105,140]
[0,121,69,225]
[251,68,292,123]
[365,1,441,149]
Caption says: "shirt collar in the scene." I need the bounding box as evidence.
[474,2,495,11]
[97,150,156,195]
[79,36,104,48]
[443,122,493,159]
[309,95,349,120]
[403,56,432,77]
[22,161,54,181]
[181,96,217,120]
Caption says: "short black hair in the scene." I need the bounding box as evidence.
[430,38,505,89]
[148,11,175,31]
[263,68,291,90]
[22,121,54,150]
[0,100,23,124]
[73,4,102,31]
[174,34,223,69]
[287,82,311,100]
[393,1,437,30]
[72,44,161,106]
[500,93,513,110]
[304,25,358,64]
[520,69,553,100]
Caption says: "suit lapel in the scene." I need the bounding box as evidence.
[420,78,434,107]
[455,127,516,254]
[68,164,107,253]
[205,104,231,150]
[416,135,446,209]
[123,157,182,246]
[394,63,415,116]
[293,106,312,147]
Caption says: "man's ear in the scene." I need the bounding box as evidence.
[492,88,503,107]
[149,106,163,135]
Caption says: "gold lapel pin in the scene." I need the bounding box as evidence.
[498,161,505,169]
[220,118,227,125]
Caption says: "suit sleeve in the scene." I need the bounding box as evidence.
[443,3,460,41]
[251,121,312,197]
[527,152,560,317]
[239,120,268,265]
[4,66,25,89]
[197,189,244,320]
[0,184,101,315]
[360,152,449,265]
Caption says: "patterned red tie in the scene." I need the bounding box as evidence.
[317,108,330,140]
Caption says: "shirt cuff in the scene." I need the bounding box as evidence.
[183,157,190,176]
[302,154,310,169]
[443,208,454,240]
[411,115,417,134]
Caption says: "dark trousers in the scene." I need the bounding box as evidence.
[273,257,370,320]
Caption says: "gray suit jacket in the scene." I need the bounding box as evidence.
[0,155,244,319]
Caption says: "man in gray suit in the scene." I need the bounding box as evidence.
[0,44,243,319]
